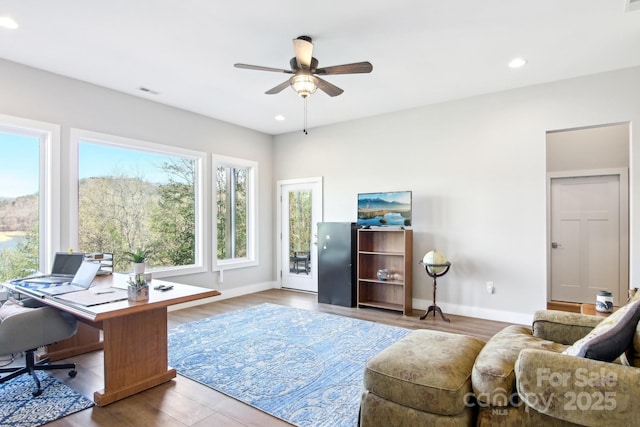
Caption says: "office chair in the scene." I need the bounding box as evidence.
[0,298,78,396]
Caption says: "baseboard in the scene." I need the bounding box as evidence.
[169,282,533,325]
[412,298,533,326]
[168,281,277,312]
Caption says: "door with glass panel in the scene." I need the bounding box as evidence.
[279,178,322,292]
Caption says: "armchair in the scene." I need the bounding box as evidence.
[0,298,78,396]
[511,307,640,426]
[474,301,640,426]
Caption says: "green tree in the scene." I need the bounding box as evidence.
[0,223,39,281]
[288,191,311,254]
[79,175,158,271]
[2,158,197,277]
[151,158,196,266]
[216,166,247,259]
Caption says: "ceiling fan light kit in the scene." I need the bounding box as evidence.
[234,35,373,133]
[290,73,318,98]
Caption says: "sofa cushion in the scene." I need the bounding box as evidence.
[532,309,603,345]
[625,291,640,366]
[627,321,640,367]
[360,390,477,427]
[364,329,485,416]
[563,299,640,362]
[472,325,568,406]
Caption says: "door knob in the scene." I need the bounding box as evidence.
[551,242,562,249]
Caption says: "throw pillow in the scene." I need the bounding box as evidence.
[563,299,640,362]
[0,297,35,321]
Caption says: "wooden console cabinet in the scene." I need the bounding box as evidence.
[357,228,412,315]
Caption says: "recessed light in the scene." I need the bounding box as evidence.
[508,57,528,68]
[0,16,18,29]
[274,115,285,121]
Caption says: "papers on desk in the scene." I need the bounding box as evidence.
[10,279,65,290]
[55,288,128,306]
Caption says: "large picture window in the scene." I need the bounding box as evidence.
[71,130,206,275]
[0,115,59,281]
[214,155,257,270]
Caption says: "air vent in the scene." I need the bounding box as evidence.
[137,86,160,95]
[627,0,640,12]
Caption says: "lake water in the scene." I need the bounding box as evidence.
[358,212,410,226]
[0,235,23,251]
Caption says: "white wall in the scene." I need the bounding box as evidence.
[3,56,638,323]
[0,59,275,294]
[273,66,640,324]
[547,123,629,172]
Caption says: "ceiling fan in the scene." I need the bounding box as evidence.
[234,35,373,99]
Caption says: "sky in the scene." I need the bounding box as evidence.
[0,132,39,198]
[79,142,175,185]
[0,132,175,199]
[357,191,411,204]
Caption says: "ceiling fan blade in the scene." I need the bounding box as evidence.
[315,61,373,75]
[293,36,313,69]
[234,63,293,74]
[265,80,291,95]
[315,77,344,97]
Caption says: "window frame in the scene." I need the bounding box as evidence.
[0,114,60,273]
[213,154,258,271]
[69,128,208,278]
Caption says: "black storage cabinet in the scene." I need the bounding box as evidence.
[317,222,357,307]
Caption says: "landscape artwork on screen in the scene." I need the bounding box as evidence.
[357,191,412,227]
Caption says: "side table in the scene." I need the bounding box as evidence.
[580,303,618,317]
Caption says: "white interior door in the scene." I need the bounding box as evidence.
[278,178,322,292]
[550,174,624,304]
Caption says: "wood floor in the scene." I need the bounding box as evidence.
[40,289,513,427]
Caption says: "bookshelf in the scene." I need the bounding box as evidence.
[356,228,412,315]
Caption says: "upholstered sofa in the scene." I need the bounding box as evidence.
[361,297,640,426]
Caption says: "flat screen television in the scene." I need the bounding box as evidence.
[357,191,412,227]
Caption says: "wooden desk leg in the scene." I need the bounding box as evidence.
[41,322,104,361]
[93,307,176,406]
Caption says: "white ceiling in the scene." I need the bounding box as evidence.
[0,1,639,135]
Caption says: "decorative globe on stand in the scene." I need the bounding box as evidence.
[419,249,452,322]
[422,250,448,274]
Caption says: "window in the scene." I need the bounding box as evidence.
[214,155,257,270]
[71,129,206,276]
[0,115,59,281]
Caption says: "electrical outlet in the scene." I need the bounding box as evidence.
[486,281,495,294]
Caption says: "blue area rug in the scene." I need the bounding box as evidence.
[0,371,94,427]
[168,303,410,427]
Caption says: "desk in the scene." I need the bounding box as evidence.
[7,273,220,406]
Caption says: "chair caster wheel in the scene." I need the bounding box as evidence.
[32,389,42,397]
[69,370,77,378]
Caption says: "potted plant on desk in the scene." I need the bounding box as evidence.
[123,247,152,274]
[127,274,149,302]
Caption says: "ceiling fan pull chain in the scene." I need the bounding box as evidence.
[303,98,308,135]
